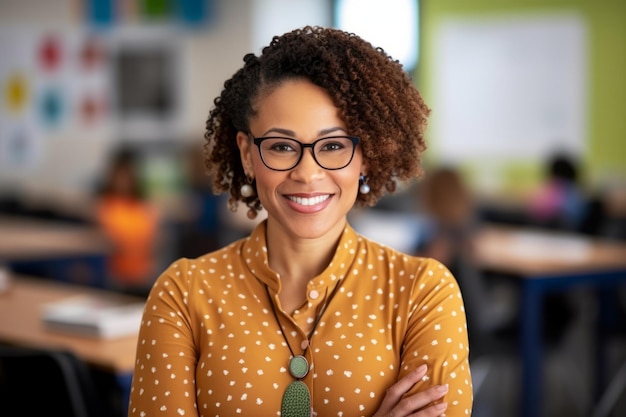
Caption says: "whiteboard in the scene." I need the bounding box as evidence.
[431,13,588,161]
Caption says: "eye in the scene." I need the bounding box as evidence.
[321,142,344,151]
[318,137,350,152]
[270,143,295,152]
[264,139,299,153]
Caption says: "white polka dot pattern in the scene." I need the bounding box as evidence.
[128,221,473,416]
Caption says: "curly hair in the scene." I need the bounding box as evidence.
[204,25,430,216]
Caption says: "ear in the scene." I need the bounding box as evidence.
[360,162,368,178]
[359,151,368,177]
[236,131,254,177]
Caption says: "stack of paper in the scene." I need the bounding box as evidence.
[41,295,145,339]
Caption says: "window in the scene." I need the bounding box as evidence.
[333,0,419,72]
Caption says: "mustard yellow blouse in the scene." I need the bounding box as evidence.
[128,221,473,416]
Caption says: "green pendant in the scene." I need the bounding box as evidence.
[289,355,309,379]
[281,380,311,417]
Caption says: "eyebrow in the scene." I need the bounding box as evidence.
[260,127,347,138]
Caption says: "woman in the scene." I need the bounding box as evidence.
[128,26,472,417]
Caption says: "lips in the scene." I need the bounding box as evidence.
[286,194,331,206]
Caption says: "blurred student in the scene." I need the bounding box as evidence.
[95,148,160,296]
[417,165,577,350]
[176,144,223,258]
[416,166,516,337]
[529,152,588,231]
[417,166,476,267]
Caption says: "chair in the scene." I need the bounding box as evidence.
[591,360,626,417]
[0,345,108,417]
[590,288,626,417]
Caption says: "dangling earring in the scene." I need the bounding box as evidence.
[246,207,258,220]
[359,175,370,194]
[241,175,258,219]
[240,175,255,198]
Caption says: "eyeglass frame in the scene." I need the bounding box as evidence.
[247,133,361,171]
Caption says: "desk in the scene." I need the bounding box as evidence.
[0,215,111,287]
[0,275,141,415]
[474,225,626,417]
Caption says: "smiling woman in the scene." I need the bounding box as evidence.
[236,79,363,241]
[127,26,472,417]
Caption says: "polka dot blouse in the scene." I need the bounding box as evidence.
[128,221,473,416]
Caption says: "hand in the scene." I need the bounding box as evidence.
[372,365,448,417]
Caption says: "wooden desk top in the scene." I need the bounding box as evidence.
[0,275,141,374]
[474,224,626,276]
[0,215,111,260]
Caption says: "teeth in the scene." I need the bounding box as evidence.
[287,195,330,206]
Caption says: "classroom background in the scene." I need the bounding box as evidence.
[0,1,625,416]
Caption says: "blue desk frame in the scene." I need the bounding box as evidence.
[7,254,108,288]
[116,372,133,416]
[520,268,626,417]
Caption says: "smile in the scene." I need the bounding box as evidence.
[286,194,331,206]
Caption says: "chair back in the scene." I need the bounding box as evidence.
[0,345,107,417]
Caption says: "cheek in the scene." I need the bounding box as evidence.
[348,154,365,186]
[250,156,272,183]
[339,169,362,196]
[252,164,282,196]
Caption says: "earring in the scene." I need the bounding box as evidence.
[246,208,258,219]
[359,175,370,194]
[240,176,255,198]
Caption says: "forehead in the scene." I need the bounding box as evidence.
[250,79,345,136]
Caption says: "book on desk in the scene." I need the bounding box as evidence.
[41,294,145,339]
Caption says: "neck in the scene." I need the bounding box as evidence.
[265,218,345,312]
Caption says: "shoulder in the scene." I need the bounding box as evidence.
[354,231,458,291]
[152,237,247,288]
[174,237,248,273]
[356,231,448,273]
[350,233,464,321]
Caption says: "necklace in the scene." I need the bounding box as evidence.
[265,280,344,417]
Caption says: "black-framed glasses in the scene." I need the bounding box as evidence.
[249,134,360,171]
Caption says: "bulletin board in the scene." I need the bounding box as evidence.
[0,27,110,171]
[430,13,588,162]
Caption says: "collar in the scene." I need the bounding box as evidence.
[242,219,361,300]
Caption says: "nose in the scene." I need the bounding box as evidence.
[289,147,324,183]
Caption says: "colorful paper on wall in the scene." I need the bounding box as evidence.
[0,27,112,172]
[4,72,30,115]
[178,0,211,26]
[83,0,212,27]
[39,87,65,128]
[85,0,116,27]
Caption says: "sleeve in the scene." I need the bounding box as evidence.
[400,258,473,416]
[127,259,200,416]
